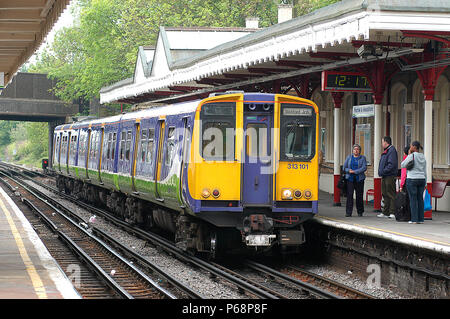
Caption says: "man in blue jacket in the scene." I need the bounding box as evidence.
[378,136,398,218]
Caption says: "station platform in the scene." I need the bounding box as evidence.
[0,186,80,299]
[314,190,450,255]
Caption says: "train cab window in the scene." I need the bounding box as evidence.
[165,127,176,166]
[284,124,313,158]
[280,104,316,161]
[200,102,236,161]
[202,121,234,160]
[146,128,155,163]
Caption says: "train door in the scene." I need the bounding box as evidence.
[97,127,105,184]
[85,129,92,179]
[117,123,134,193]
[131,122,140,193]
[179,117,190,207]
[65,131,71,174]
[54,132,62,172]
[242,107,273,206]
[155,119,165,201]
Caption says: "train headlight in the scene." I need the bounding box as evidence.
[304,190,312,199]
[212,189,220,198]
[202,188,211,198]
[281,188,293,200]
[294,190,302,199]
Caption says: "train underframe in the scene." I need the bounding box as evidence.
[56,175,310,258]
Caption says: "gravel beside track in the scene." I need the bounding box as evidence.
[27,180,247,299]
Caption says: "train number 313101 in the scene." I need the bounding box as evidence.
[287,163,309,170]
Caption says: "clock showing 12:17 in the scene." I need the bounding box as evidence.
[321,71,373,92]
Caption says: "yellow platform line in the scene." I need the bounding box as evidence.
[0,193,48,299]
[317,215,450,247]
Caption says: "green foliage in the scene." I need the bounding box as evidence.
[28,0,279,103]
[0,121,17,147]
[293,0,341,17]
[0,122,48,168]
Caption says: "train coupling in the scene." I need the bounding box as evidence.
[243,214,275,247]
[245,234,276,246]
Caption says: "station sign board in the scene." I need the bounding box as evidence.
[321,71,372,92]
[352,104,375,118]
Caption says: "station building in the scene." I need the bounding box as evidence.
[100,0,450,212]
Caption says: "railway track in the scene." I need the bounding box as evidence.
[0,172,176,299]
[0,162,377,299]
[0,164,278,299]
[244,261,375,299]
[281,264,375,299]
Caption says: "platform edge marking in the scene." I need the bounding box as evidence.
[0,192,48,299]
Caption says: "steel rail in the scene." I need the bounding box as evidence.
[285,264,375,299]
[0,165,277,299]
[0,172,176,299]
[245,260,343,299]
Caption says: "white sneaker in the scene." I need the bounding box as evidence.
[377,213,387,218]
[408,221,414,224]
[388,214,395,219]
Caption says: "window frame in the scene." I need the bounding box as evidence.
[279,103,316,162]
[199,102,236,161]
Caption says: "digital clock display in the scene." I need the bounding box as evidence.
[322,71,372,92]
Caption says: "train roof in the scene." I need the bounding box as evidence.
[54,99,201,131]
[53,93,316,132]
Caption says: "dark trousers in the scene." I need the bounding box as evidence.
[381,176,396,216]
[346,179,365,216]
[406,178,426,223]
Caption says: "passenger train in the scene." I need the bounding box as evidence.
[53,92,319,257]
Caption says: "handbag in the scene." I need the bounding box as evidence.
[423,189,432,211]
[406,154,415,170]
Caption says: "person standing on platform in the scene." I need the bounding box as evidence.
[343,144,367,217]
[377,136,398,218]
[401,141,427,224]
[400,146,409,192]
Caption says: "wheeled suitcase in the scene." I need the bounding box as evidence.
[394,190,411,222]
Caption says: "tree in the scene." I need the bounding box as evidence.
[293,0,340,17]
[28,0,278,103]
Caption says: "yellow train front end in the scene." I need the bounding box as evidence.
[185,92,319,254]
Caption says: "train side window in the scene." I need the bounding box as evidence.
[140,129,147,162]
[126,130,132,161]
[147,128,155,163]
[107,132,112,159]
[120,131,126,160]
[94,132,99,158]
[79,133,85,160]
[165,127,176,166]
[112,132,117,160]
[91,132,95,158]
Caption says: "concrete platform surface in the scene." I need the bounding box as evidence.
[0,186,80,299]
[315,190,450,255]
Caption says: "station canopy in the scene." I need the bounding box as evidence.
[100,0,449,106]
[0,0,71,86]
